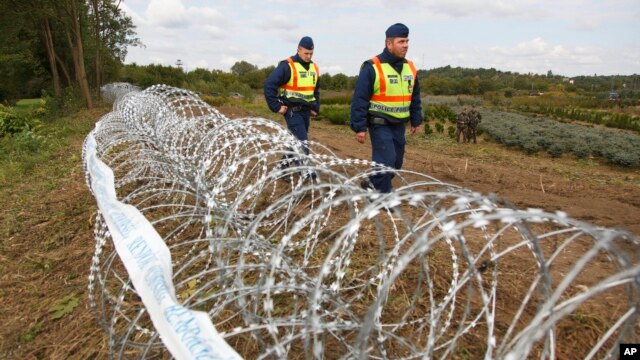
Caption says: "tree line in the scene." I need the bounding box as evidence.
[1,1,638,108]
[0,0,139,108]
[117,62,639,100]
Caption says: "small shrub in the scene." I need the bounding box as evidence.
[200,95,226,107]
[447,125,456,138]
[605,151,637,167]
[571,143,591,159]
[0,106,42,136]
[423,122,433,136]
[547,144,564,157]
[320,105,349,125]
[435,122,444,133]
[521,139,541,154]
[424,104,456,124]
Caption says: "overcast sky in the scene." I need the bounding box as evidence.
[120,0,639,77]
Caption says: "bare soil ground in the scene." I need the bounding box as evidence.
[1,105,638,359]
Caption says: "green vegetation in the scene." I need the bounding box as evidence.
[424,104,457,124]
[480,108,640,167]
[19,323,44,343]
[317,105,350,125]
[0,99,97,185]
[1,0,139,107]
[48,295,79,320]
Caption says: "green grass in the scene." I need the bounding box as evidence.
[14,98,44,115]
[0,107,102,187]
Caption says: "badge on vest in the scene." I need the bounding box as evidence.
[300,72,308,78]
[310,71,316,84]
[403,75,413,81]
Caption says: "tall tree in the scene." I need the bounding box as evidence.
[58,0,92,108]
[88,0,140,92]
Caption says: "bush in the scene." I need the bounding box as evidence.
[424,104,456,124]
[604,149,638,167]
[320,105,349,125]
[200,95,226,107]
[571,143,591,159]
[521,138,541,154]
[0,105,42,136]
[447,125,456,138]
[435,122,444,133]
[423,122,433,136]
[480,108,640,167]
[547,144,564,157]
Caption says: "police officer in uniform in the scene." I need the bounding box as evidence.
[264,36,320,177]
[350,23,422,195]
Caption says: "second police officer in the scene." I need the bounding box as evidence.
[264,36,320,180]
[350,23,422,198]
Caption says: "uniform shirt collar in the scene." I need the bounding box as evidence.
[380,48,405,64]
[293,54,312,68]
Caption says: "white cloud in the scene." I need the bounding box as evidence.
[145,0,190,28]
[120,0,639,77]
[490,37,548,57]
[570,17,601,31]
[203,25,225,39]
[187,7,224,24]
[421,0,546,19]
[254,14,299,31]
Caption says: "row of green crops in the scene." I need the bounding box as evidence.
[480,108,640,167]
[424,104,457,123]
[509,104,640,132]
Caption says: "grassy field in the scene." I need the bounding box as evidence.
[1,105,110,358]
[1,94,639,358]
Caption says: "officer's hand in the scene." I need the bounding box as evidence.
[278,105,288,114]
[310,110,318,117]
[410,126,420,135]
[356,132,367,144]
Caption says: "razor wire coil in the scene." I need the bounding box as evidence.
[84,84,640,359]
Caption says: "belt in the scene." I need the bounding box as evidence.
[369,117,388,125]
[368,116,405,125]
[290,106,305,112]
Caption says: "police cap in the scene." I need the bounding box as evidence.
[385,23,409,38]
[298,36,314,50]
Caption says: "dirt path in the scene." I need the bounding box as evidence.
[305,118,640,234]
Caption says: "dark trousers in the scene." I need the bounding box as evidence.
[280,108,311,168]
[368,123,406,193]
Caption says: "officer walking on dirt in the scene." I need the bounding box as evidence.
[466,105,481,144]
[350,23,422,195]
[456,107,468,143]
[264,36,320,177]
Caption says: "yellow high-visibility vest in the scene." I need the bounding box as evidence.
[368,56,417,120]
[278,57,319,103]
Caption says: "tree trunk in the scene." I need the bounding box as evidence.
[62,0,92,109]
[55,52,73,86]
[41,18,61,97]
[91,0,102,93]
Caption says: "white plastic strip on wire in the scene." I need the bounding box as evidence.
[84,84,640,359]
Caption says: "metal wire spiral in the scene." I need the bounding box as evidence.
[84,84,640,359]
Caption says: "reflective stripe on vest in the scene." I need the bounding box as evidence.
[369,56,417,119]
[279,57,319,102]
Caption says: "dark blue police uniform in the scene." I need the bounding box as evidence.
[350,44,422,193]
[264,47,320,159]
